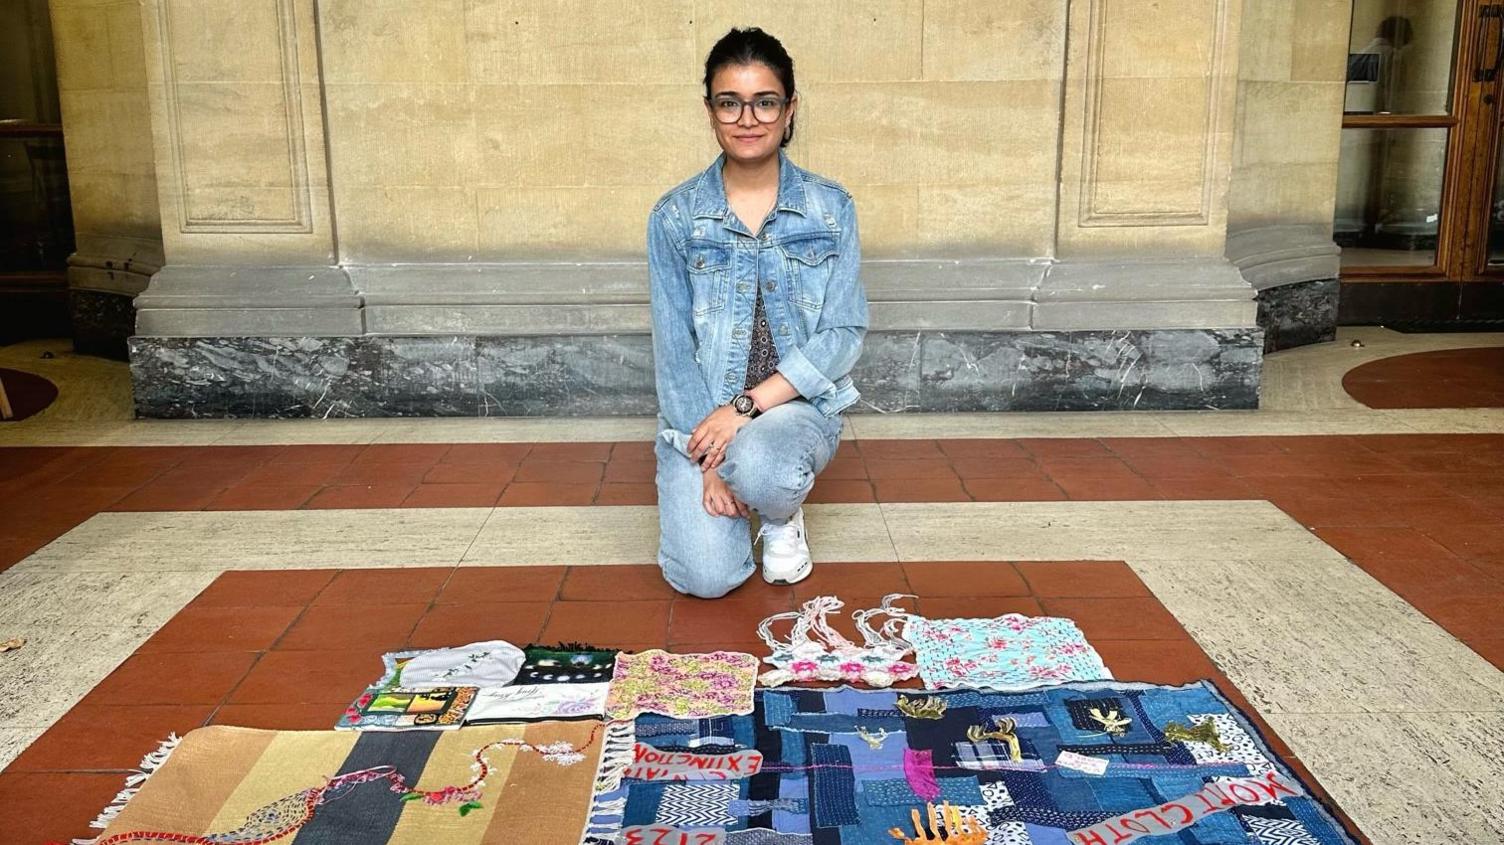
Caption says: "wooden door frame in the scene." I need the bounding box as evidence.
[1342,0,1504,284]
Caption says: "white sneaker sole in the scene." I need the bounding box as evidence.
[762,558,812,586]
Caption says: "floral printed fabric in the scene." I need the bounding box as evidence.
[604,650,759,720]
[907,614,1112,691]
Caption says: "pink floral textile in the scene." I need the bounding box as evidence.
[907,613,1112,691]
[604,649,758,720]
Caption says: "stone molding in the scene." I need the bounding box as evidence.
[1225,224,1341,291]
[132,256,1257,337]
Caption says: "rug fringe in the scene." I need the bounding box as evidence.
[70,732,183,844]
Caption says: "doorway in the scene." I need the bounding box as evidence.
[1337,1,1504,321]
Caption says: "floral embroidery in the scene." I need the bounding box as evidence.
[756,595,920,688]
[901,610,1112,692]
[604,650,758,720]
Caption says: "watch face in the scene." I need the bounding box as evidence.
[734,395,753,414]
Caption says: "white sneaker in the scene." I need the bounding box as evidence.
[756,508,813,585]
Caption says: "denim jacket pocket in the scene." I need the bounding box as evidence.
[686,242,730,317]
[779,232,839,312]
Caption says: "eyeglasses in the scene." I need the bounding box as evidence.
[706,95,790,124]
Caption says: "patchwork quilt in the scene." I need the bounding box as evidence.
[582,681,1356,845]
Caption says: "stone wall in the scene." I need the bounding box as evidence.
[49,0,164,356]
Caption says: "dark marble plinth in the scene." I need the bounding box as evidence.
[70,289,137,360]
[1256,279,1338,353]
[130,328,1262,418]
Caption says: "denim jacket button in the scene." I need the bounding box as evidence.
[778,325,790,335]
[694,257,705,269]
[764,281,775,293]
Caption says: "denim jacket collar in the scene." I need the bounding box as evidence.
[690,148,807,222]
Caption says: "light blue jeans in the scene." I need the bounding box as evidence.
[655,399,844,598]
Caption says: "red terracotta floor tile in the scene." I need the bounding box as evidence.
[1466,637,1504,669]
[1093,639,1223,685]
[267,444,364,464]
[610,441,656,461]
[498,482,599,506]
[1117,454,1233,480]
[937,439,1029,459]
[437,567,565,603]
[152,462,259,489]
[422,462,517,485]
[1313,526,1461,565]
[314,568,453,606]
[238,460,350,487]
[401,482,505,507]
[0,772,131,845]
[951,457,1047,480]
[1405,588,1504,642]
[540,600,671,647]
[863,459,958,480]
[206,483,320,510]
[670,594,796,644]
[190,570,337,608]
[526,442,614,462]
[1147,476,1262,500]
[228,649,383,704]
[7,704,214,772]
[304,483,419,509]
[595,483,657,505]
[603,460,656,483]
[407,602,552,649]
[901,561,1029,596]
[820,457,869,480]
[352,443,450,466]
[856,439,946,460]
[137,605,302,653]
[1185,436,1291,457]
[962,477,1068,501]
[210,702,347,731]
[109,482,224,511]
[873,477,970,502]
[1039,597,1185,640]
[1019,438,1112,459]
[791,562,910,600]
[276,603,428,651]
[1015,561,1151,598]
[561,565,678,601]
[328,461,431,486]
[1418,521,1504,560]
[1054,474,1163,501]
[514,459,606,485]
[90,651,259,705]
[917,595,1043,618]
[805,479,876,503]
[441,443,533,464]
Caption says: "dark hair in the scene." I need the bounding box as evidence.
[703,27,797,148]
[1377,16,1413,48]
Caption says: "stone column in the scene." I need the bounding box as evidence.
[131,0,356,336]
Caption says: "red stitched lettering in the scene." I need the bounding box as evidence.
[1260,772,1299,800]
[1228,783,1261,805]
[1131,808,1170,830]
[1161,802,1194,824]
[1070,829,1108,845]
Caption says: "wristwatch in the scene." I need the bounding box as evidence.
[731,393,761,418]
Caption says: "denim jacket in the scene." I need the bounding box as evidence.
[648,149,868,459]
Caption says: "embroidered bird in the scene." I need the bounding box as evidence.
[857,726,890,749]
[1088,707,1131,735]
[896,696,947,720]
[1163,719,1227,752]
[889,802,988,845]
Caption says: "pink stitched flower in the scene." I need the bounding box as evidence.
[838,661,864,675]
[790,659,819,676]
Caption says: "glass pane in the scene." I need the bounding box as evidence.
[1345,2,1458,115]
[1334,127,1448,268]
[0,136,74,273]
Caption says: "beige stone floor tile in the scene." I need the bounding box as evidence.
[0,571,216,630]
[1264,711,1504,845]
[847,411,1178,440]
[0,623,154,727]
[1130,556,1504,715]
[0,727,45,771]
[366,417,659,443]
[15,509,491,572]
[210,420,382,445]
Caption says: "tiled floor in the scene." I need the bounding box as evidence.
[3,562,1358,843]
[1343,346,1504,409]
[2,330,1503,844]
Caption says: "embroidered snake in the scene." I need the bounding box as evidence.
[89,725,601,845]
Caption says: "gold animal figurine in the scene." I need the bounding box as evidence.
[1088,707,1131,735]
[896,696,947,720]
[965,717,1022,762]
[889,802,988,845]
[1163,719,1226,752]
[857,726,890,749]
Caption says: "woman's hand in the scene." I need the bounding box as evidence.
[701,467,749,518]
[688,405,751,470]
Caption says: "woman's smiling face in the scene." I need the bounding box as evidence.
[705,62,796,165]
